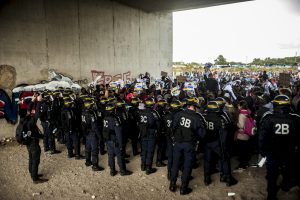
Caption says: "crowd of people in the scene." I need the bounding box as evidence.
[18,68,300,200]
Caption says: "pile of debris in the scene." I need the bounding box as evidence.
[0,137,15,146]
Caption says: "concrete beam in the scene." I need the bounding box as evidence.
[114,0,253,12]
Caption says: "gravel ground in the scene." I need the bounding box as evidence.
[0,141,299,200]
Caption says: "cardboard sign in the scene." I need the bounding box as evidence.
[109,81,119,89]
[134,82,143,91]
[161,71,168,77]
[171,87,180,96]
[176,76,186,83]
[279,73,291,87]
[112,77,120,82]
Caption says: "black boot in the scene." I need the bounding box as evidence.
[33,178,48,184]
[110,168,117,176]
[68,153,75,158]
[180,185,192,195]
[156,161,167,167]
[220,174,226,182]
[225,176,238,187]
[75,155,85,160]
[169,181,176,192]
[92,165,104,171]
[167,171,171,180]
[204,176,212,186]
[146,166,157,175]
[85,160,92,166]
[141,164,146,171]
[120,169,133,176]
[50,150,61,154]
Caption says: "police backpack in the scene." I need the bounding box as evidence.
[15,118,32,145]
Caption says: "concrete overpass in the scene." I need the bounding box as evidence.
[115,0,251,12]
[0,0,250,136]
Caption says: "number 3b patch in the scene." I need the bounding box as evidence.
[180,117,191,128]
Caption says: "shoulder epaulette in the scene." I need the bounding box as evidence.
[152,109,161,119]
[289,113,300,118]
[260,111,273,124]
[196,112,207,125]
[220,115,229,124]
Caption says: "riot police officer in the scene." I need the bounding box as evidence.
[164,100,182,180]
[82,99,104,171]
[115,99,131,160]
[52,89,65,144]
[156,99,168,167]
[36,92,60,154]
[98,97,109,155]
[23,113,47,183]
[139,98,161,175]
[127,97,141,156]
[203,101,237,186]
[169,98,206,195]
[61,98,82,159]
[103,103,133,176]
[259,95,300,200]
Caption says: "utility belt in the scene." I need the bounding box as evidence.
[140,124,157,138]
[103,128,116,141]
[173,128,194,144]
[140,124,155,136]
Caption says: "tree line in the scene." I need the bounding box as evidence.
[174,55,300,67]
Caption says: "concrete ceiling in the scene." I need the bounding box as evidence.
[114,0,252,12]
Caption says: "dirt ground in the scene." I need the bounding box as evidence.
[0,141,299,200]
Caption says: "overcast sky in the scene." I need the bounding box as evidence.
[173,0,300,64]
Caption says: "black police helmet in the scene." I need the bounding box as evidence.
[186,97,200,107]
[145,98,155,108]
[105,103,115,111]
[170,100,181,109]
[214,97,226,108]
[116,100,126,108]
[131,97,141,106]
[207,101,220,112]
[272,95,290,107]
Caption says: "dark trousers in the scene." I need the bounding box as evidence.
[141,134,156,166]
[106,141,125,171]
[266,155,293,200]
[156,133,167,163]
[66,131,80,156]
[236,139,251,167]
[99,140,106,154]
[129,129,139,155]
[26,141,41,181]
[171,142,194,187]
[41,121,55,151]
[85,133,99,165]
[167,138,174,173]
[204,141,231,178]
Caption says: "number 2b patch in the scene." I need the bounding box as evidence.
[274,123,289,135]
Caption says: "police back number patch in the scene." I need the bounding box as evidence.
[207,122,214,130]
[275,124,289,135]
[140,115,147,123]
[180,117,191,128]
